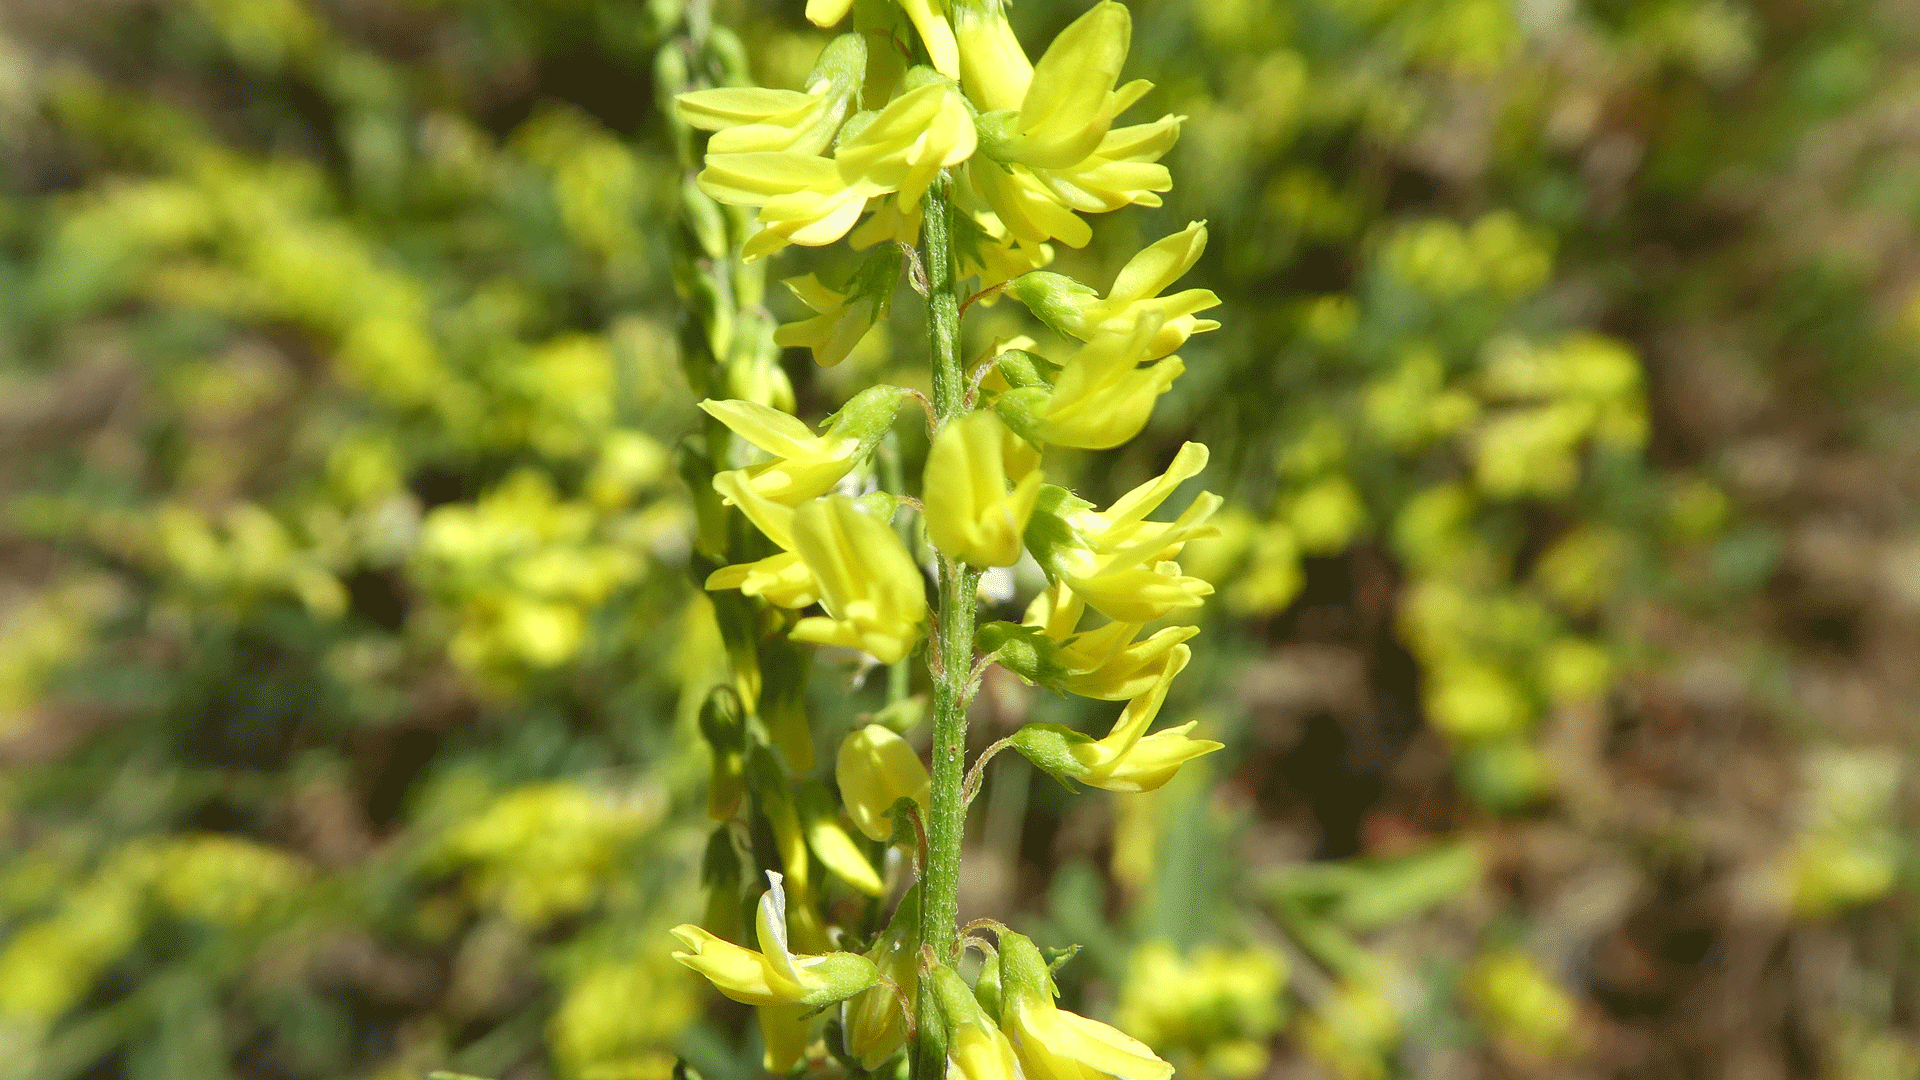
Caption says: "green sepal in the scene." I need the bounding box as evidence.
[972,944,1003,1018]
[992,386,1050,449]
[994,349,1060,390]
[1007,723,1093,791]
[1041,943,1081,976]
[976,621,1070,692]
[884,795,923,849]
[795,951,885,1008]
[971,109,1020,162]
[1020,485,1095,582]
[995,930,1059,1011]
[1008,271,1098,339]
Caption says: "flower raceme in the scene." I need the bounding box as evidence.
[672,0,1227,1074]
[688,1,1177,269]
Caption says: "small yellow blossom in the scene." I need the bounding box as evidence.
[1022,582,1199,700]
[703,472,818,608]
[669,871,879,1007]
[978,2,1143,170]
[925,410,1045,568]
[836,723,932,842]
[1011,645,1222,792]
[701,385,906,505]
[675,34,865,155]
[1021,443,1219,623]
[1012,221,1220,359]
[953,0,1032,112]
[932,966,1023,1080]
[999,930,1174,1080]
[790,496,928,664]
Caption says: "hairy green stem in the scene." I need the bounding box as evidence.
[912,171,978,1080]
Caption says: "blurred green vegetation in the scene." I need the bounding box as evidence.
[0,0,1916,1078]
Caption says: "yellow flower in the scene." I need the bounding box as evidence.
[898,0,961,79]
[669,871,879,1007]
[953,0,1032,112]
[797,783,886,896]
[698,76,976,260]
[676,34,865,155]
[994,315,1184,452]
[924,410,1045,568]
[836,724,932,842]
[1011,644,1222,792]
[1021,582,1199,700]
[977,1,1143,170]
[702,471,818,608]
[1019,443,1219,623]
[790,496,928,664]
[998,930,1174,1080]
[931,966,1023,1080]
[701,386,906,505]
[837,77,978,210]
[1012,221,1220,360]
[962,2,1180,247]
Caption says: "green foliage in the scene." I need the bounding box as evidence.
[1,0,1916,1076]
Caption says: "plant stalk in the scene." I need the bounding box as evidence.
[912,171,979,1080]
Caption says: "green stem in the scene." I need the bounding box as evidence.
[912,172,978,1080]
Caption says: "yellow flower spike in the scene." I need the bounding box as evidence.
[931,966,1024,1080]
[703,472,819,608]
[669,872,881,1008]
[837,723,933,842]
[796,782,886,897]
[1011,644,1222,793]
[700,385,907,505]
[986,1,1140,170]
[676,34,865,155]
[953,0,1033,112]
[998,930,1174,1080]
[790,496,928,665]
[925,410,1045,568]
[1012,222,1221,360]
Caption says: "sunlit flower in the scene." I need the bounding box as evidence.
[1010,644,1222,792]
[932,965,1023,1080]
[1011,221,1220,359]
[924,410,1045,568]
[837,724,932,842]
[676,34,865,155]
[701,385,907,505]
[998,929,1174,1080]
[1022,582,1199,700]
[789,495,928,664]
[669,871,879,1007]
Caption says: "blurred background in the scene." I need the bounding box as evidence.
[2,0,1918,1077]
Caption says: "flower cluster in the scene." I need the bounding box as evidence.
[668,1,1224,1075]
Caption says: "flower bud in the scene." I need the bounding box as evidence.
[932,966,1023,1080]
[998,930,1173,1080]
[836,724,931,842]
[843,887,921,1067]
[700,825,744,942]
[699,685,748,820]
